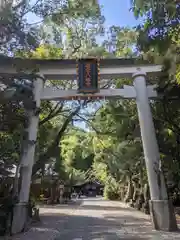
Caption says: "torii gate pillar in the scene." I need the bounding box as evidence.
[133,71,177,231]
[11,76,44,234]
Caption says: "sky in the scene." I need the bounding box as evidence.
[99,0,143,27]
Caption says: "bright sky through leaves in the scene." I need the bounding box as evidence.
[27,0,143,27]
[99,0,143,27]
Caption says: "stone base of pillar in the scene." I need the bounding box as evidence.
[149,200,178,231]
[11,203,28,235]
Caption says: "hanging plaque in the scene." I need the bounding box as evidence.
[77,59,100,93]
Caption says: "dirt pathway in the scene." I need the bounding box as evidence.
[7,198,180,240]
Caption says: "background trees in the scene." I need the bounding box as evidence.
[0,0,180,213]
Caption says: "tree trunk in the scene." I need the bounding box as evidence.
[32,106,81,176]
[132,184,139,207]
[124,175,133,203]
[142,183,150,214]
[135,173,145,211]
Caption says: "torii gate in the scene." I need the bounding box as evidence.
[0,57,177,233]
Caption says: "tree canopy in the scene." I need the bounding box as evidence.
[0,0,180,211]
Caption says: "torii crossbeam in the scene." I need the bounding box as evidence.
[0,56,161,80]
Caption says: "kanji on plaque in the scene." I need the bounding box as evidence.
[77,59,100,93]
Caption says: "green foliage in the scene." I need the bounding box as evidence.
[68,168,87,186]
[103,177,120,200]
[0,102,26,176]
[132,0,180,51]
[92,161,108,184]
[58,128,94,184]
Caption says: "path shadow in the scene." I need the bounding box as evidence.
[34,211,180,240]
[79,204,142,212]
[11,200,180,240]
[38,213,148,240]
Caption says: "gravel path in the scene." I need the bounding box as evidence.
[7,198,180,240]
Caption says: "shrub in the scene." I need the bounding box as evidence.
[103,177,120,200]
